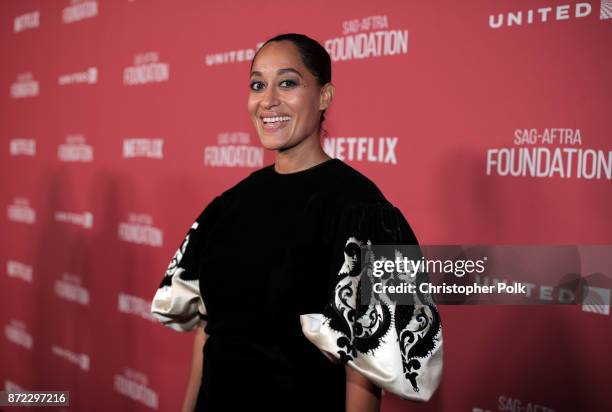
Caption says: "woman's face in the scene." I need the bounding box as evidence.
[248,41,328,151]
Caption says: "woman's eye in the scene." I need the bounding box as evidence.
[250,81,264,91]
[250,79,297,91]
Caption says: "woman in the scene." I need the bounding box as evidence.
[151,33,443,412]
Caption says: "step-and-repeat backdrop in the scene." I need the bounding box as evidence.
[1,1,610,411]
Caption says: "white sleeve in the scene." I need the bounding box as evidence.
[300,202,443,401]
[151,198,220,332]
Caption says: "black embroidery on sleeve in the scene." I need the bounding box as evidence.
[395,303,441,392]
[323,236,442,394]
[159,223,197,288]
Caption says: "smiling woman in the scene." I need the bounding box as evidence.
[247,36,334,171]
[151,33,443,412]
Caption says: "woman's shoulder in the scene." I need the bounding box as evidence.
[327,161,419,243]
[206,159,390,210]
[209,164,274,202]
[329,159,388,204]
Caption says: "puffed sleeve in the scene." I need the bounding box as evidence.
[299,201,443,402]
[150,196,221,332]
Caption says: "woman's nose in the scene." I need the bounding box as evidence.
[261,86,280,108]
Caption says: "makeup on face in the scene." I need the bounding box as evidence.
[247,41,322,150]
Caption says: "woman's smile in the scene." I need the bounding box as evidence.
[260,114,292,132]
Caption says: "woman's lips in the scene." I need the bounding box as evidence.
[261,118,290,132]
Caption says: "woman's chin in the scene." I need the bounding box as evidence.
[258,136,290,151]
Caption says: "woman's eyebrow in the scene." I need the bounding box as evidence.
[250,68,303,78]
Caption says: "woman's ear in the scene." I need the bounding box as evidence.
[319,82,335,111]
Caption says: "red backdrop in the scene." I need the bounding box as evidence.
[1,0,611,411]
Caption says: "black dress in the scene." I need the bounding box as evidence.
[151,158,443,411]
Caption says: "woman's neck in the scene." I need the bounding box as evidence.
[274,135,331,174]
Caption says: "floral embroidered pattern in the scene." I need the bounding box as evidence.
[322,236,441,393]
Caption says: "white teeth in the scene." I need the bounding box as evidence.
[262,116,291,124]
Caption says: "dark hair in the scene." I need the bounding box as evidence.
[250,33,332,137]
